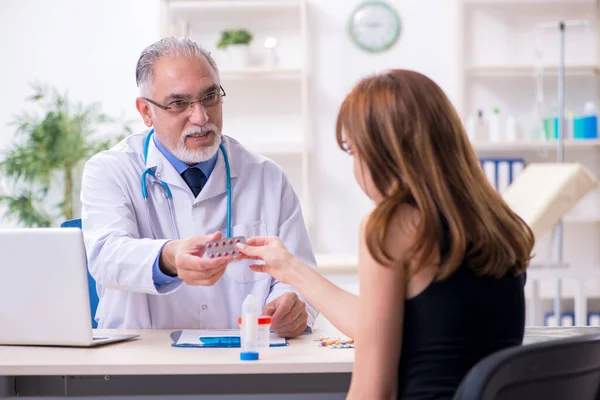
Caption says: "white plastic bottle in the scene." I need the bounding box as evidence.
[240,294,259,361]
[489,107,503,142]
[505,115,520,142]
[466,109,486,142]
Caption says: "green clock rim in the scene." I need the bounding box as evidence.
[348,0,401,53]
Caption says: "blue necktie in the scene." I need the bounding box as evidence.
[181,167,207,197]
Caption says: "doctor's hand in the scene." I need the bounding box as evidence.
[235,236,297,285]
[263,292,308,338]
[159,231,233,286]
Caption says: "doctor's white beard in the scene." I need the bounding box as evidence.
[173,123,222,164]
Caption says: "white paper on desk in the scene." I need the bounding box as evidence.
[177,329,287,346]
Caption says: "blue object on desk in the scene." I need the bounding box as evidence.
[60,218,99,329]
[200,337,241,347]
[170,331,288,348]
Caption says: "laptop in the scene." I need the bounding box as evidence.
[0,227,138,347]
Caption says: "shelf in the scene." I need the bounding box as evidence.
[462,0,596,5]
[220,67,303,80]
[472,139,600,152]
[168,0,301,10]
[525,266,600,298]
[563,217,600,224]
[466,65,600,78]
[315,253,358,275]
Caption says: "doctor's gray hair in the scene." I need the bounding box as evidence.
[135,37,219,97]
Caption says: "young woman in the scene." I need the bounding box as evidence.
[236,69,534,399]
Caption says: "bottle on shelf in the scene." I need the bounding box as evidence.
[574,102,598,140]
[566,111,574,140]
[505,115,520,142]
[543,103,559,141]
[488,107,503,142]
[466,109,487,143]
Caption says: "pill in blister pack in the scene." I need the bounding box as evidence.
[205,236,247,259]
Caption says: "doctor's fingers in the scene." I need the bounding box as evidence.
[272,299,306,330]
[182,232,222,254]
[177,254,232,272]
[270,295,299,327]
[177,265,227,286]
[272,310,308,338]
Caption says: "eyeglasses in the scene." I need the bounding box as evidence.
[143,86,226,114]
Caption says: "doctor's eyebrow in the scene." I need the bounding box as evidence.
[198,84,220,97]
[164,93,193,102]
[164,84,220,103]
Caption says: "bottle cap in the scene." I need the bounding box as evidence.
[584,102,596,114]
[238,316,273,325]
[240,352,259,361]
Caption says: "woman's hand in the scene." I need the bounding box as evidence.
[235,236,296,284]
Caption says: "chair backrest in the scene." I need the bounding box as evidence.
[453,333,600,400]
[60,218,99,329]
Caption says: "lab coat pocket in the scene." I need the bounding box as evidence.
[222,220,270,285]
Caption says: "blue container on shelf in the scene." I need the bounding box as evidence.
[544,117,559,140]
[573,115,598,139]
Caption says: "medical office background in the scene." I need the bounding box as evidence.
[0,0,599,328]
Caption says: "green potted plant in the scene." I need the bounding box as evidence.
[217,29,253,67]
[0,82,130,227]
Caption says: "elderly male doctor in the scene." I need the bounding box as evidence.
[80,37,317,337]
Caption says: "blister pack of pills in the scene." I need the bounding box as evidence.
[317,336,355,349]
[205,236,247,259]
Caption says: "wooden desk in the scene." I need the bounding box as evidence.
[0,329,353,398]
[2,326,600,398]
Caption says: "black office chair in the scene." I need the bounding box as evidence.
[453,333,600,400]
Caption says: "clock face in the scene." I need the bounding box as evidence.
[349,1,401,53]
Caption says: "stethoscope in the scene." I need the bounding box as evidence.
[141,128,233,240]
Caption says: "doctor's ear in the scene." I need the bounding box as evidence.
[136,98,154,127]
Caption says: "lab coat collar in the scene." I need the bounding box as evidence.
[144,133,238,201]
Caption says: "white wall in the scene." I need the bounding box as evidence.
[0,0,163,225]
[0,0,161,144]
[307,0,460,254]
[0,0,461,250]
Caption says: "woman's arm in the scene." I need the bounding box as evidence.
[347,211,413,399]
[286,259,358,338]
[238,236,359,338]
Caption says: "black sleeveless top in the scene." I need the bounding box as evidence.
[397,265,526,399]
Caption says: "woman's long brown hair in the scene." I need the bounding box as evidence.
[336,69,534,279]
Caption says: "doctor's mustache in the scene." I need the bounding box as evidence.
[182,124,220,138]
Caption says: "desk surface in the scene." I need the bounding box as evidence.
[0,329,353,376]
[2,326,600,377]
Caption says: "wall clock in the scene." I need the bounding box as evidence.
[349,1,401,53]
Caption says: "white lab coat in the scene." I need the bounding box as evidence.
[80,131,318,329]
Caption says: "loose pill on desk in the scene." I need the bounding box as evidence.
[317,336,355,349]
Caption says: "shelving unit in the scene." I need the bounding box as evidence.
[472,139,600,151]
[161,0,313,233]
[315,253,359,275]
[459,0,600,325]
[168,0,302,10]
[466,64,600,77]
[219,67,304,80]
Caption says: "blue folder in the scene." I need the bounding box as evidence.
[170,330,288,348]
